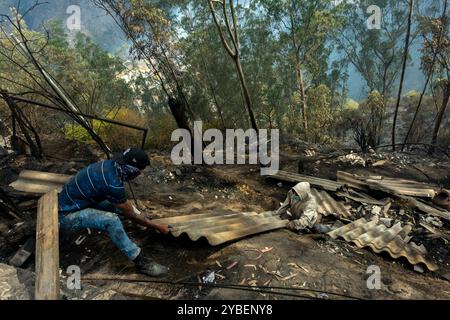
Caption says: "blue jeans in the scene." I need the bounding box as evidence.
[59,201,141,260]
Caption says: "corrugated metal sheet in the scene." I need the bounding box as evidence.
[335,190,389,206]
[152,211,288,246]
[310,188,352,218]
[328,217,438,271]
[337,171,437,198]
[9,170,71,194]
[270,170,342,191]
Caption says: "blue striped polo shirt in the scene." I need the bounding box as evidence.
[58,160,127,215]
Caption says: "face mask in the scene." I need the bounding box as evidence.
[116,163,141,182]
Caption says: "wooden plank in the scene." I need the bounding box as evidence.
[337,171,369,190]
[35,189,60,300]
[396,195,450,222]
[269,170,342,191]
[9,170,71,194]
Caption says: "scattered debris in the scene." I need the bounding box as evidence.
[337,153,366,167]
[280,273,298,281]
[74,235,87,246]
[202,271,215,284]
[226,261,238,270]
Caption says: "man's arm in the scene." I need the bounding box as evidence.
[115,200,172,235]
[276,190,293,219]
[287,208,318,231]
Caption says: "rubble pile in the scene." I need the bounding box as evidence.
[271,168,450,274]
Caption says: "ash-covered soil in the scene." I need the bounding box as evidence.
[1,140,449,300]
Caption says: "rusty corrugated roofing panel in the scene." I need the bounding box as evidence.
[328,217,438,271]
[310,188,352,218]
[270,170,342,191]
[152,211,288,246]
[337,171,437,198]
[9,170,71,194]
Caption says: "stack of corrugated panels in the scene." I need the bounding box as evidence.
[337,171,437,198]
[328,217,438,271]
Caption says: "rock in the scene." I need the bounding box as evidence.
[175,169,183,176]
[277,182,283,187]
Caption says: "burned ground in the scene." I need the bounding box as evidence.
[1,139,450,300]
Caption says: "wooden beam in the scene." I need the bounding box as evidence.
[35,189,60,300]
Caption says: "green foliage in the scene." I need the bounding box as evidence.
[305,84,338,144]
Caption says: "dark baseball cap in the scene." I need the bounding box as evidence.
[113,148,150,170]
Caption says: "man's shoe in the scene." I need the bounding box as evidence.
[134,252,169,277]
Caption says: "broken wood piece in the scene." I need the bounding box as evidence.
[0,188,22,220]
[9,237,35,267]
[263,279,272,286]
[402,196,450,222]
[244,264,257,270]
[10,170,71,195]
[260,247,273,253]
[382,201,392,217]
[419,222,450,241]
[226,261,238,270]
[268,170,342,191]
[280,273,298,281]
[35,189,60,300]
[215,273,225,280]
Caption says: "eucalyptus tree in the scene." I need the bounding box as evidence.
[258,0,342,131]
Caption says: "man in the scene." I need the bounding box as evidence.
[58,148,171,277]
[275,182,320,231]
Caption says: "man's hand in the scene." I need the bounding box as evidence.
[116,200,173,235]
[152,224,173,235]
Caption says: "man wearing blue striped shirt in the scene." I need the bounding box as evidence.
[58,148,170,277]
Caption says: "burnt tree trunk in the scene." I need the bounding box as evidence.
[1,94,42,159]
[391,0,414,151]
[430,81,450,154]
